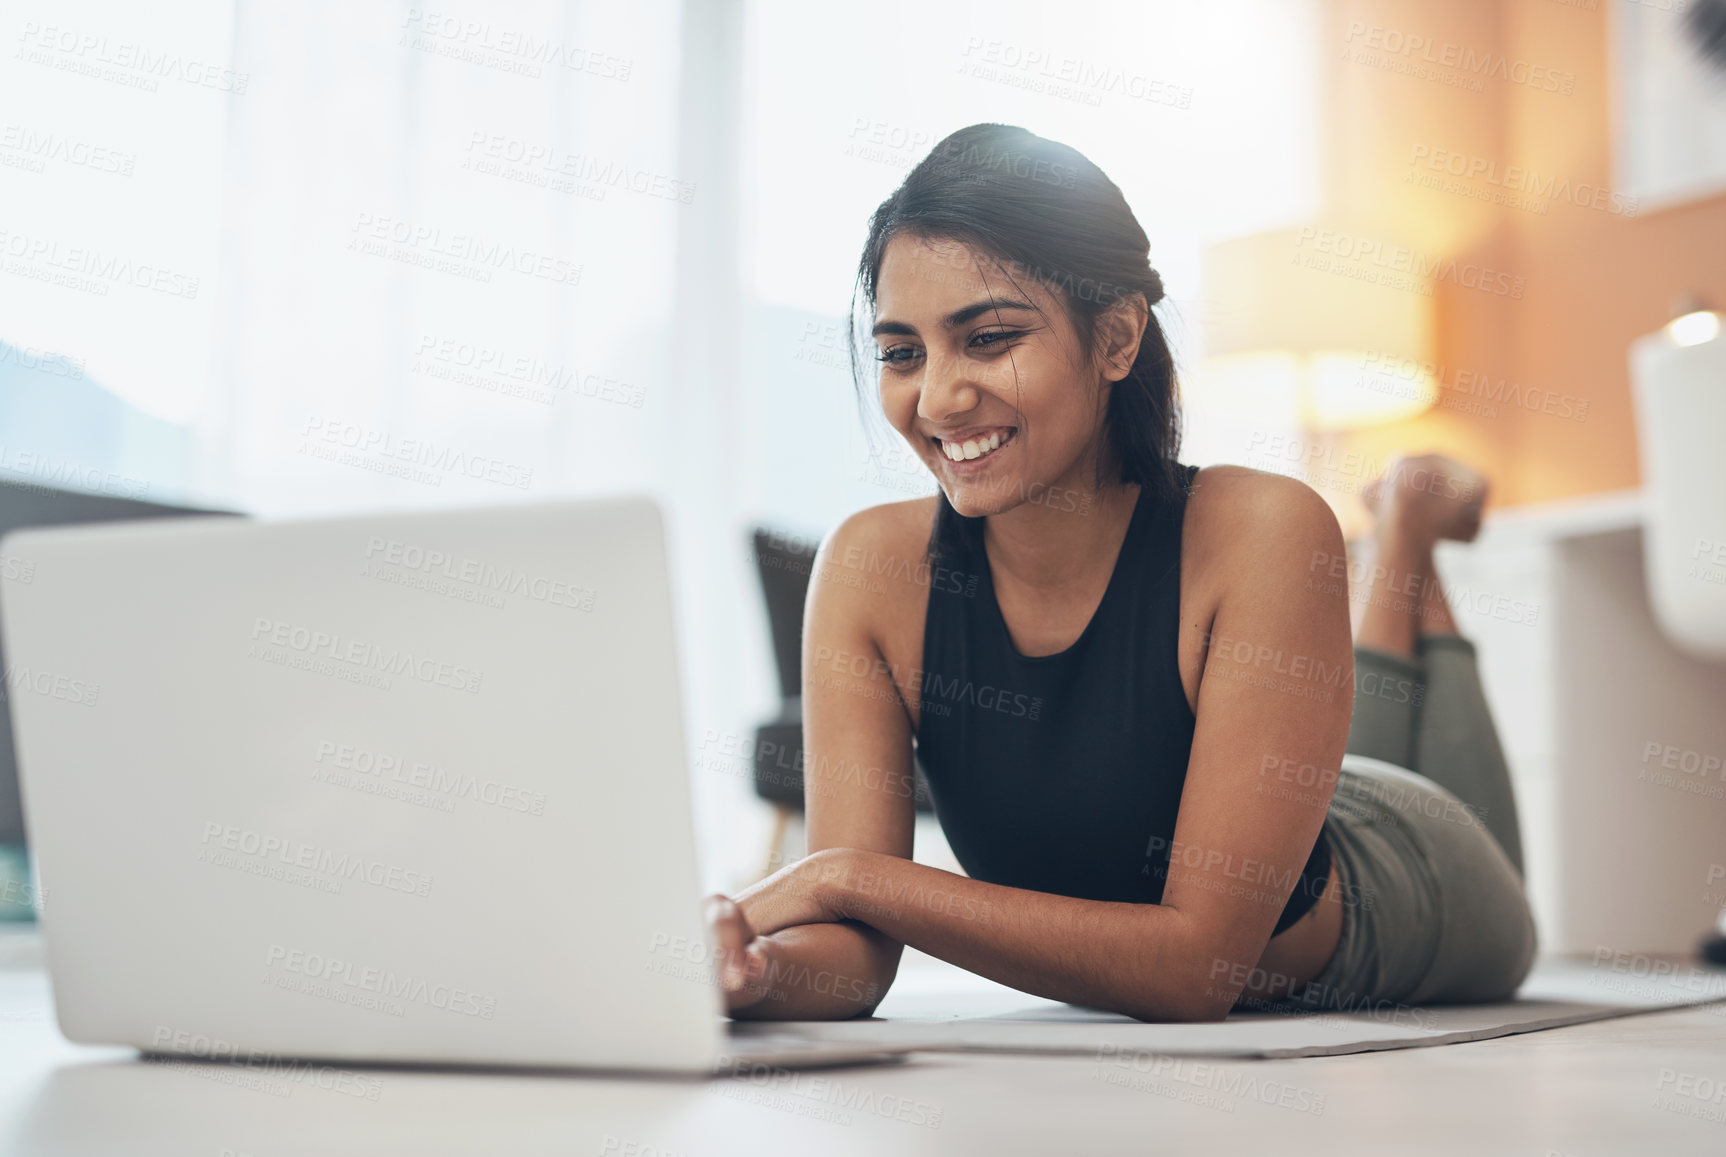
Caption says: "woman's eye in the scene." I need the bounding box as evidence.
[875,331,1019,367]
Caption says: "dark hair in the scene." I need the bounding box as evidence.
[846,122,1184,561]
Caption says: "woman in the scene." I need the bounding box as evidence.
[707,123,1537,1022]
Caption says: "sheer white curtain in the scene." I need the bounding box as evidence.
[205,1,685,513]
[0,0,232,496]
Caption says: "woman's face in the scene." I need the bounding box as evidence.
[871,233,1118,519]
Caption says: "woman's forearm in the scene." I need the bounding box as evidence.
[814,849,1223,1022]
[727,919,904,1020]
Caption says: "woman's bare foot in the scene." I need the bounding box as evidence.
[1353,454,1487,653]
[1361,453,1489,544]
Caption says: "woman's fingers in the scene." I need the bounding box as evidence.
[703,893,758,999]
[705,893,777,1014]
[727,937,775,1013]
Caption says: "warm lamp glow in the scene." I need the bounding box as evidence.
[1201,351,1440,431]
[1667,310,1722,348]
[1303,352,1440,429]
[1200,225,1438,433]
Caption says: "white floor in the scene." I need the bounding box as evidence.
[3,927,1725,1155]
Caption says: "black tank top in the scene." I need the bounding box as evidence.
[914,464,1331,937]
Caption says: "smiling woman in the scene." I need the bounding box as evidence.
[705,123,1538,1024]
[855,125,1185,534]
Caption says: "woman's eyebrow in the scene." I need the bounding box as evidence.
[871,297,1036,337]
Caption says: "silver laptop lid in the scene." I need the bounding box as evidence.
[0,495,721,1071]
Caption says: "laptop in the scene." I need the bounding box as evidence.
[0,477,238,853]
[0,495,914,1073]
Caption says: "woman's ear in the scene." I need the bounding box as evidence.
[1095,292,1150,383]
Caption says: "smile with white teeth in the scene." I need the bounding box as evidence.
[937,428,1016,463]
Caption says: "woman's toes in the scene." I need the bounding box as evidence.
[1363,453,1493,542]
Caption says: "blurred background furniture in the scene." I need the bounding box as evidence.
[1630,305,1726,663]
[748,526,933,878]
[1415,484,1726,960]
[1628,302,1726,964]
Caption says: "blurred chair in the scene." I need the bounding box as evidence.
[748,526,932,878]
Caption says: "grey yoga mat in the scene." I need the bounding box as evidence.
[726,953,1726,1060]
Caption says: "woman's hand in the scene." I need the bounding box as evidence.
[705,851,860,1015]
[732,847,854,937]
[704,893,775,1013]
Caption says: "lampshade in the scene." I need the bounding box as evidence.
[1198,226,1438,431]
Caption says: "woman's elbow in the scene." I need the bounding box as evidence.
[838,970,896,1019]
[1174,997,1234,1024]
[1121,1002,1231,1025]
[1120,955,1241,1022]
[1116,984,1235,1024]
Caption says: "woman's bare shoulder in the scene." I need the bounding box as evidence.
[821,493,945,576]
[811,496,942,681]
[1183,464,1343,563]
[814,496,943,611]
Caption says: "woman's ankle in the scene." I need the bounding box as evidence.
[1414,632,1476,657]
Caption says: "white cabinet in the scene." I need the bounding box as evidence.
[1409,491,1726,955]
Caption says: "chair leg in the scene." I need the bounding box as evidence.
[761,803,796,881]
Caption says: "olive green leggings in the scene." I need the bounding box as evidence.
[1281,635,1538,1011]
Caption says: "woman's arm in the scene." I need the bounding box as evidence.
[720,504,923,1019]
[740,846,1213,1020]
[736,470,1356,1022]
[708,906,902,1018]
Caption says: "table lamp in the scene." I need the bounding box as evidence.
[1198,225,1438,433]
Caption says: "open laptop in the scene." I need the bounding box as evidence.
[0,476,237,854]
[0,495,913,1073]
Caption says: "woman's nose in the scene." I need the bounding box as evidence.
[916,357,982,424]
